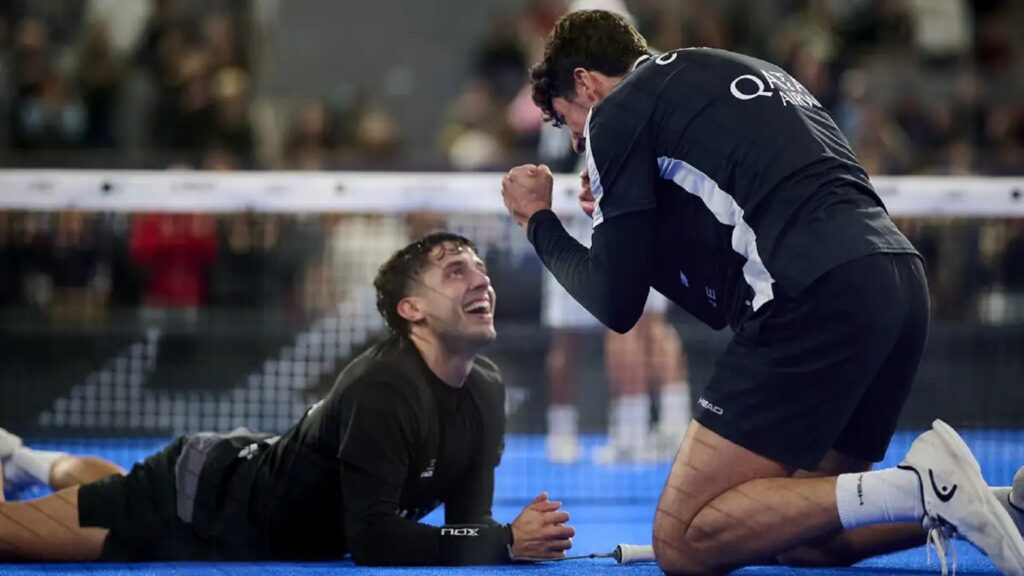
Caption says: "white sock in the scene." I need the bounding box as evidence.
[658,383,691,434]
[608,394,650,449]
[5,447,67,488]
[546,404,578,438]
[993,487,1024,534]
[835,468,924,529]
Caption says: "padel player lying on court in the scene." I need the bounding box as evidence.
[501,9,1024,575]
[0,232,574,565]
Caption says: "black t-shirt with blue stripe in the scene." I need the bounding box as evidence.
[529,47,917,331]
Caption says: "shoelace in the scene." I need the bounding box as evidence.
[925,519,959,576]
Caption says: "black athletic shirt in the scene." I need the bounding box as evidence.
[529,48,918,332]
[193,335,510,565]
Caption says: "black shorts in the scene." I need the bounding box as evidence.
[78,431,268,561]
[695,253,929,471]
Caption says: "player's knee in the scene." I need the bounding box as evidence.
[653,537,692,575]
[653,511,706,575]
[655,504,744,574]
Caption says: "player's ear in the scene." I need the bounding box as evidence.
[572,67,596,103]
[397,297,426,324]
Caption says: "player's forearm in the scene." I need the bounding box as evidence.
[348,517,512,565]
[527,209,653,333]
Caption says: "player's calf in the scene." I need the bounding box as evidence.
[0,487,107,561]
[50,455,125,490]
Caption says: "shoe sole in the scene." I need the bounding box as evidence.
[932,419,1024,573]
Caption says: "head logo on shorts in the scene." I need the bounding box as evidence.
[698,397,724,415]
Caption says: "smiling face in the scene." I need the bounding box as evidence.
[401,242,497,348]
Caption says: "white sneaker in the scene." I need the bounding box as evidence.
[899,419,1024,575]
[545,434,580,464]
[0,427,23,461]
[593,439,660,465]
[1009,466,1024,534]
[650,428,683,461]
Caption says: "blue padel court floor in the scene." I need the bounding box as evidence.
[3,430,1023,575]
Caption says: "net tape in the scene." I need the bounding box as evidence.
[0,170,1022,217]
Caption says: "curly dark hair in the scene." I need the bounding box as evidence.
[530,9,648,127]
[373,232,478,336]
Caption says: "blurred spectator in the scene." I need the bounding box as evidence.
[201,12,246,72]
[208,66,254,159]
[209,213,323,315]
[2,212,52,308]
[352,107,400,165]
[440,77,507,170]
[283,100,337,169]
[129,213,218,309]
[0,0,1018,172]
[211,213,283,309]
[77,22,123,148]
[45,211,111,323]
[134,0,187,80]
[12,70,86,149]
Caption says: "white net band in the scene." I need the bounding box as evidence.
[0,170,1022,217]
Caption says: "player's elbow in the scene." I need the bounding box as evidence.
[604,303,644,334]
[598,272,650,333]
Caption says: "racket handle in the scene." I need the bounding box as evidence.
[615,544,656,564]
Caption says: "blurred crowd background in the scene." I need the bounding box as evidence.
[0,0,1022,436]
[1,0,1023,317]
[0,0,1021,173]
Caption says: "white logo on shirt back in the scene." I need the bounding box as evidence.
[730,70,822,108]
[654,52,678,65]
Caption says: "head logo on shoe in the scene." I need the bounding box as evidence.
[928,469,958,503]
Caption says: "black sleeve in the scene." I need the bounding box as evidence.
[445,384,505,526]
[339,381,512,566]
[528,209,656,333]
[525,80,664,333]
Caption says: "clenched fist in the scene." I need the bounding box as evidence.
[501,164,554,230]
